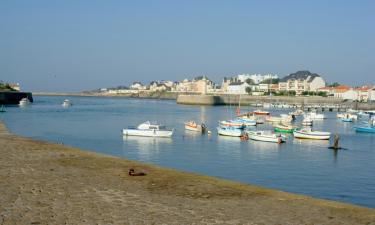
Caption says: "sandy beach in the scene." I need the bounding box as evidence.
[1,121,375,225]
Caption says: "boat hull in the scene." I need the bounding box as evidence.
[123,129,173,137]
[293,130,330,140]
[355,127,375,133]
[217,127,242,137]
[247,132,283,143]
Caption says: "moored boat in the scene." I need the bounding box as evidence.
[274,123,296,133]
[19,98,30,107]
[246,130,284,143]
[62,99,72,107]
[123,121,173,137]
[184,121,206,133]
[217,126,243,137]
[219,120,245,129]
[236,118,257,126]
[254,110,270,115]
[293,128,330,140]
[301,116,313,126]
[306,112,325,120]
[354,126,375,133]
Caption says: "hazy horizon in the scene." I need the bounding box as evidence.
[1,1,374,92]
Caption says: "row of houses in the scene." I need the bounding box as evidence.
[103,71,374,102]
[318,85,375,102]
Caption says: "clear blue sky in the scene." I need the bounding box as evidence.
[1,0,374,92]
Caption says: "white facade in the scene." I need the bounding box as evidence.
[237,74,278,84]
[309,77,326,91]
[369,88,375,102]
[130,82,147,90]
[227,82,250,94]
[338,89,358,100]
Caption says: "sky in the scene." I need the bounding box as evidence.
[0,0,374,92]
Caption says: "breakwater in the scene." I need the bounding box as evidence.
[0,91,33,105]
[177,94,375,111]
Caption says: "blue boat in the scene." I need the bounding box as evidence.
[342,118,353,122]
[355,126,375,133]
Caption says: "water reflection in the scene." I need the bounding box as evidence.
[122,136,172,160]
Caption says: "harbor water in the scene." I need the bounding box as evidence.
[1,96,375,208]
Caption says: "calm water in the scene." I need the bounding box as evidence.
[1,96,375,208]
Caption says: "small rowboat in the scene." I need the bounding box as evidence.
[293,128,330,140]
[219,120,245,129]
[184,121,206,133]
[246,130,284,143]
[217,126,243,137]
[254,110,270,115]
[274,123,296,133]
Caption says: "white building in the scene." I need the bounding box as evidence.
[227,82,250,94]
[130,82,147,90]
[278,71,326,95]
[237,74,278,84]
[369,87,375,102]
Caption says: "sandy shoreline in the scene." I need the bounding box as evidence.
[1,121,375,224]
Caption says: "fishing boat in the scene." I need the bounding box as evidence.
[246,130,284,143]
[19,98,30,106]
[0,105,5,113]
[219,120,245,129]
[342,117,354,122]
[274,123,296,133]
[254,110,270,115]
[62,99,72,107]
[217,126,243,137]
[305,112,325,120]
[293,128,331,140]
[301,116,313,126]
[122,121,174,137]
[184,121,206,133]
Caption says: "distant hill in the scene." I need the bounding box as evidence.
[280,71,321,82]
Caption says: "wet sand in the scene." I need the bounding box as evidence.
[1,121,375,224]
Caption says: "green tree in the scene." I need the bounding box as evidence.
[245,78,255,85]
[261,78,279,84]
[245,87,252,95]
[328,82,340,87]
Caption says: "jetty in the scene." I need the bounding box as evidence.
[1,120,375,224]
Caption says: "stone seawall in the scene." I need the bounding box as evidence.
[0,91,33,105]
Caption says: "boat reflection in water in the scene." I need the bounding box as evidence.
[122,136,172,160]
[292,138,330,149]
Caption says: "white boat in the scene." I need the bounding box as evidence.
[301,116,313,126]
[123,121,173,137]
[217,126,243,137]
[293,128,330,140]
[289,109,304,116]
[219,120,245,129]
[184,121,206,133]
[254,110,270,115]
[266,114,293,123]
[246,130,284,143]
[19,98,30,106]
[62,99,72,107]
[337,113,357,120]
[305,112,325,120]
[238,114,264,124]
[236,118,257,126]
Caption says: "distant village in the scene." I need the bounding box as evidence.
[101,71,375,102]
